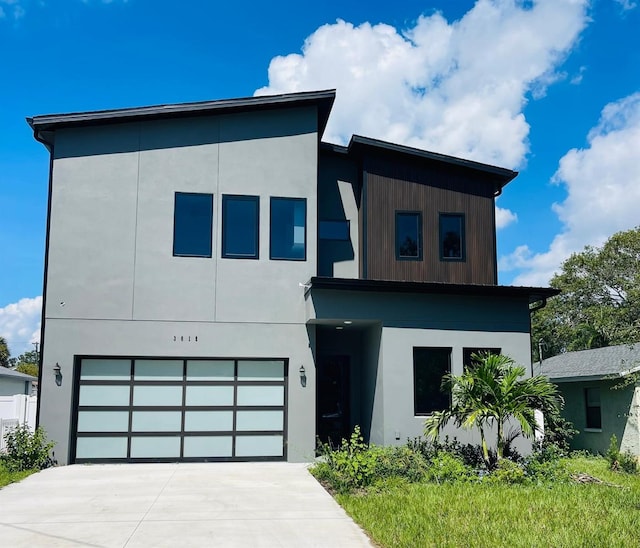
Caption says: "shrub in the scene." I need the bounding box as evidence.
[372,445,428,483]
[312,426,379,492]
[0,425,56,472]
[486,458,526,484]
[524,448,570,484]
[606,434,638,474]
[425,452,475,483]
[408,436,485,469]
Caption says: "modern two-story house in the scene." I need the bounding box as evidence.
[28,89,557,464]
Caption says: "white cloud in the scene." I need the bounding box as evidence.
[257,0,589,170]
[0,0,24,20]
[0,296,42,357]
[502,92,640,286]
[614,0,637,11]
[496,205,518,230]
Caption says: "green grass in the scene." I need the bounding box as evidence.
[0,463,35,489]
[335,457,640,548]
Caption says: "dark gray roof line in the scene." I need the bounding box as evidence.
[538,343,640,381]
[308,276,559,304]
[348,135,518,185]
[29,90,517,184]
[27,89,337,144]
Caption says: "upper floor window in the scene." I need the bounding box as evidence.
[173,192,213,257]
[440,213,465,261]
[396,211,422,260]
[270,197,306,261]
[222,195,259,259]
[413,347,451,415]
[319,220,350,241]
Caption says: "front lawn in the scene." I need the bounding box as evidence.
[0,463,35,489]
[335,457,640,547]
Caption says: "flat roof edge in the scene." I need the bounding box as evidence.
[28,89,337,132]
[348,134,518,184]
[309,277,559,302]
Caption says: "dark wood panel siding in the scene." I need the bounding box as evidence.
[363,158,497,284]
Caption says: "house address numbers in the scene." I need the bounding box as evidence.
[173,335,198,342]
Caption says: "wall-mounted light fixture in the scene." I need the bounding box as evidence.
[299,365,306,388]
[53,362,62,386]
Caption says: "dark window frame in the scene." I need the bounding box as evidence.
[395,211,423,261]
[439,212,466,262]
[172,192,214,258]
[269,197,307,261]
[221,194,260,259]
[585,387,602,429]
[463,348,502,371]
[319,219,350,241]
[413,347,452,416]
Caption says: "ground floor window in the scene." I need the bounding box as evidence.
[585,387,602,429]
[413,347,451,415]
[463,347,502,370]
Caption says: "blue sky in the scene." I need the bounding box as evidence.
[1,0,639,356]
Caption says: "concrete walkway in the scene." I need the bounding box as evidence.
[0,463,373,547]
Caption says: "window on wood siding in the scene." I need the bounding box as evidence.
[439,213,465,261]
[396,211,422,260]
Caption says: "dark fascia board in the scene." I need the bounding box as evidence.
[27,89,336,146]
[308,276,559,304]
[344,134,518,189]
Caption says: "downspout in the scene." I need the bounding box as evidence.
[529,297,548,377]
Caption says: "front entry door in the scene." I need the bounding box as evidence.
[316,355,350,448]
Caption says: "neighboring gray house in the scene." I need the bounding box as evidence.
[0,368,35,396]
[28,90,557,464]
[538,344,640,457]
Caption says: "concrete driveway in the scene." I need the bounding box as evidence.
[0,463,373,547]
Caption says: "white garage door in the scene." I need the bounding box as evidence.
[73,358,287,462]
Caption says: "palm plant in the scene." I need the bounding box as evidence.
[424,353,562,467]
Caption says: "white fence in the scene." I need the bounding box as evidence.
[0,395,37,452]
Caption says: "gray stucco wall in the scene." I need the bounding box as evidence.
[40,106,320,464]
[556,380,640,457]
[317,151,359,278]
[308,289,534,450]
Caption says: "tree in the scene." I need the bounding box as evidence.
[13,350,39,377]
[0,336,10,368]
[532,226,640,360]
[424,353,563,467]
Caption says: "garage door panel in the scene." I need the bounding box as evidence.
[130,436,181,458]
[76,437,128,459]
[187,360,234,381]
[132,411,182,432]
[238,360,285,381]
[134,360,183,381]
[185,385,234,406]
[235,435,284,457]
[183,436,233,458]
[79,385,130,406]
[133,385,182,406]
[236,410,283,431]
[77,411,129,432]
[80,359,131,381]
[184,411,233,431]
[237,385,284,406]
